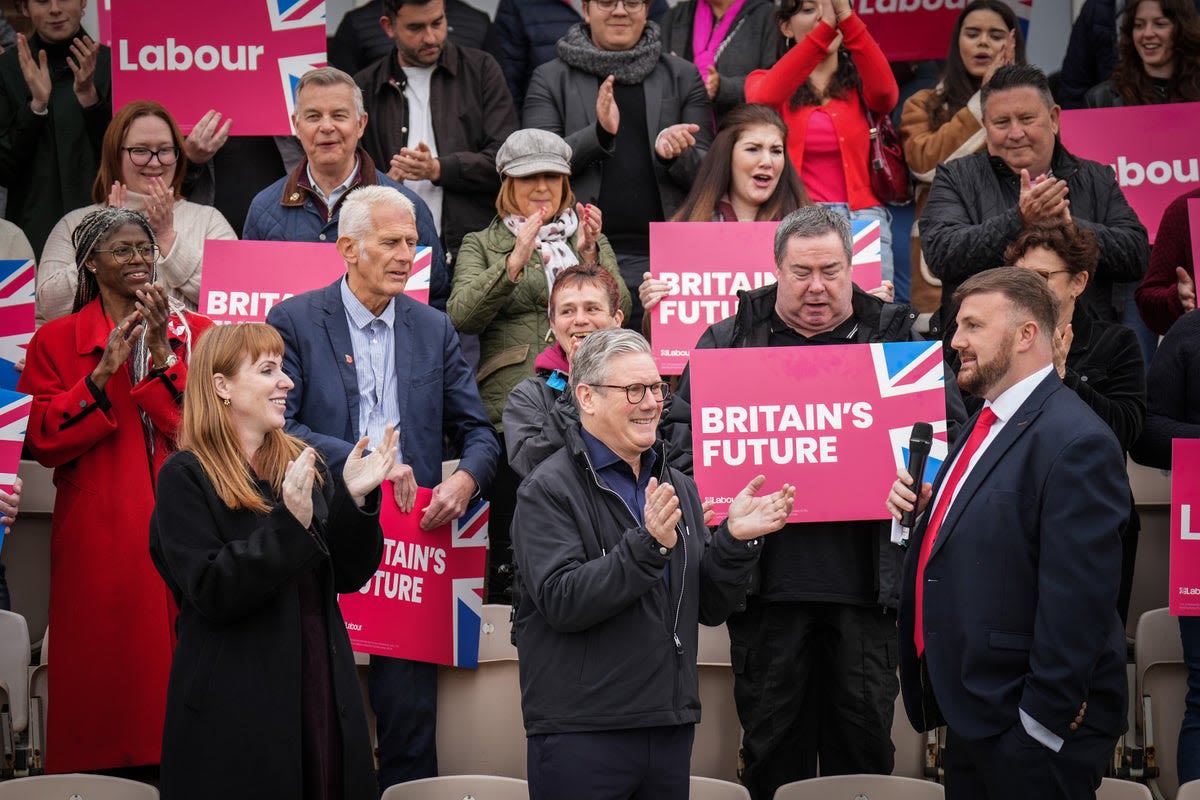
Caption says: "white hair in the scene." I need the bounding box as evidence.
[338,185,416,244]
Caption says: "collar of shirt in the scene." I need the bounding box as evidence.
[985,363,1055,428]
[580,427,658,524]
[305,156,360,209]
[340,276,396,331]
[769,310,859,343]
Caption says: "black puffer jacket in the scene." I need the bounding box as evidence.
[921,143,1149,322]
[511,425,761,735]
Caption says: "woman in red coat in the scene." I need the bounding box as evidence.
[18,207,212,772]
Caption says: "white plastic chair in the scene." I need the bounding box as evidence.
[380,774,528,800]
[772,773,944,799]
[1097,777,1153,799]
[0,773,158,799]
[691,774,751,800]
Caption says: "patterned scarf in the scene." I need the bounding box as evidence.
[503,207,581,290]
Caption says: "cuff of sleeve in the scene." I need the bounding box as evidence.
[968,91,983,122]
[1019,708,1064,753]
[436,154,460,187]
[596,121,615,149]
[85,375,112,411]
[713,522,763,560]
[637,527,673,561]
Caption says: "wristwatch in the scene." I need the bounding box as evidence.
[154,354,179,371]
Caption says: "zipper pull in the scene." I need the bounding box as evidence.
[674,633,683,655]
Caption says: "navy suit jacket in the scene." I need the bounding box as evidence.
[898,371,1129,744]
[267,278,498,492]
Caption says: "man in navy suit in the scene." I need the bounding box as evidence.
[267,184,498,789]
[887,268,1128,799]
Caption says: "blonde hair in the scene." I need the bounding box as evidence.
[180,324,320,512]
[495,173,575,217]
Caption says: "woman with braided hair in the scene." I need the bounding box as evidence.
[17,206,214,774]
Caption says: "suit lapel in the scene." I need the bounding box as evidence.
[928,375,1059,560]
[322,282,362,440]
[393,297,413,431]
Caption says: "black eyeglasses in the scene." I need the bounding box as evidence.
[591,382,671,403]
[122,146,181,166]
[589,0,647,11]
[92,244,160,264]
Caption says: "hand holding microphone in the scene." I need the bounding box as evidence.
[887,422,933,529]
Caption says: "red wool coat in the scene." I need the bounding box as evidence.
[17,299,213,772]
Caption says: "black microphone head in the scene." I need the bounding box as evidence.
[909,422,933,455]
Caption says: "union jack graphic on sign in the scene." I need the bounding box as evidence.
[0,259,35,391]
[0,388,31,551]
[870,341,946,399]
[267,0,325,31]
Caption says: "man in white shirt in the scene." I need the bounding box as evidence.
[887,267,1129,799]
[354,0,517,261]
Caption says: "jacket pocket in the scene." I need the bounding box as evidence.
[988,630,1033,651]
[477,344,530,384]
[987,490,1034,508]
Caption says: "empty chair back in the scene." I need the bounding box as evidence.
[1144,661,1188,800]
[0,773,158,799]
[0,610,30,733]
[692,624,739,781]
[1178,780,1200,799]
[691,775,751,800]
[1096,777,1153,799]
[773,773,945,799]
[380,775,529,800]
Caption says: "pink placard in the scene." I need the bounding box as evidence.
[107,0,327,135]
[858,0,1032,62]
[0,259,35,391]
[339,486,489,667]
[648,220,883,375]
[1170,439,1200,615]
[198,240,431,324]
[1189,199,1200,273]
[690,341,948,523]
[1060,103,1200,243]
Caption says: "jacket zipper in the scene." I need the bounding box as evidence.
[579,445,686,655]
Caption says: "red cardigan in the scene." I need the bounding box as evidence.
[744,13,898,211]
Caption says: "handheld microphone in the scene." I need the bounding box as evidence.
[900,422,933,529]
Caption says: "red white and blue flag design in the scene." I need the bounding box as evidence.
[0,388,31,551]
[690,341,948,523]
[0,260,35,392]
[339,488,489,668]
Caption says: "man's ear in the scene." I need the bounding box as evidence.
[575,382,595,416]
[337,235,359,265]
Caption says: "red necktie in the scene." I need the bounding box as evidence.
[914,407,998,655]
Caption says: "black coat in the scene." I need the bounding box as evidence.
[920,144,1150,323]
[150,451,383,800]
[511,426,761,735]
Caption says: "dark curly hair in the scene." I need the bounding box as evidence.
[1113,0,1200,104]
[1003,222,1100,279]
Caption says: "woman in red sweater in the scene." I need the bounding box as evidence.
[744,0,898,281]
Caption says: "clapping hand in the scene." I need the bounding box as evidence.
[655,124,701,161]
[597,75,620,135]
[644,477,682,549]
[67,35,100,108]
[16,35,50,114]
[91,310,145,391]
[343,426,400,507]
[575,202,602,263]
[507,208,544,281]
[704,65,720,101]
[283,447,318,529]
[184,109,232,165]
[725,475,795,541]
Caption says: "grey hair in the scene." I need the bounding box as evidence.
[293,67,366,119]
[570,328,653,395]
[980,64,1055,117]
[773,205,852,267]
[338,185,416,244]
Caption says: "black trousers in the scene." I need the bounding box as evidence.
[369,656,437,789]
[526,725,694,800]
[944,722,1116,800]
[727,600,898,800]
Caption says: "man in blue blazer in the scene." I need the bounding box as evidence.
[268,184,498,789]
[887,268,1128,798]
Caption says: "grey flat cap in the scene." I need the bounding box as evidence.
[495,128,572,177]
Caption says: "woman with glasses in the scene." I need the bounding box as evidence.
[17,206,214,774]
[36,100,237,325]
[1005,221,1146,627]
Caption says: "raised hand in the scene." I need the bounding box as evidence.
[597,75,619,136]
[1018,170,1070,225]
[506,208,544,281]
[91,310,145,391]
[134,284,173,366]
[655,124,701,161]
[726,475,794,540]
[1053,322,1074,379]
[575,202,602,262]
[644,477,682,549]
[982,29,1017,86]
[343,426,399,505]
[283,447,318,529]
[67,35,100,108]
[184,109,232,165]
[107,180,128,209]
[143,176,178,256]
[16,35,50,113]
